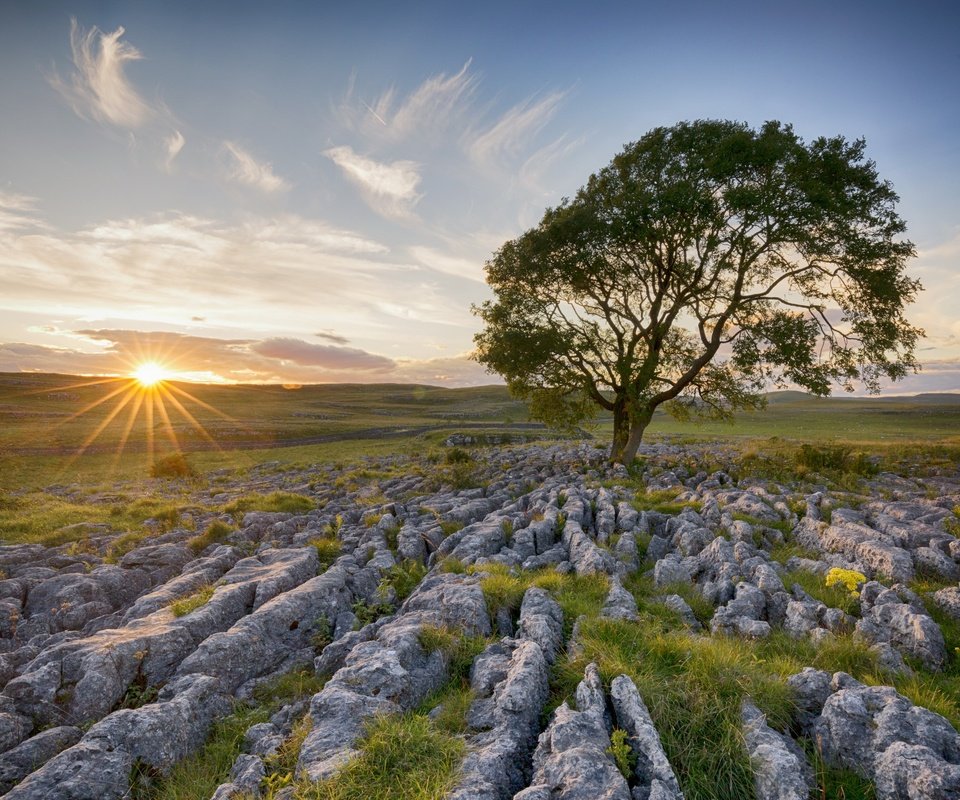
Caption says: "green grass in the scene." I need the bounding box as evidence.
[146,666,325,800]
[632,488,702,515]
[416,624,491,734]
[169,584,215,617]
[186,519,235,554]
[294,713,464,800]
[780,568,860,616]
[380,560,428,602]
[310,536,343,569]
[222,491,315,515]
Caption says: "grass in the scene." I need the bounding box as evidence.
[294,713,464,800]
[779,568,861,616]
[417,624,491,734]
[169,584,216,617]
[310,536,343,569]
[146,666,325,800]
[473,564,610,639]
[380,560,428,602]
[186,519,235,554]
[632,488,702,515]
[222,491,315,515]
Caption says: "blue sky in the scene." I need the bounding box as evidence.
[1,0,958,390]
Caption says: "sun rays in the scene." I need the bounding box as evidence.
[24,343,250,479]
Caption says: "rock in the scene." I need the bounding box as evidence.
[659,594,702,630]
[447,640,549,800]
[654,555,691,588]
[601,578,639,622]
[516,588,564,663]
[741,699,813,800]
[855,599,947,671]
[0,725,82,793]
[609,674,682,800]
[813,677,960,790]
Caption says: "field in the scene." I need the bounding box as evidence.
[2,372,959,493]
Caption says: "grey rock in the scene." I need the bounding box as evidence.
[610,674,682,800]
[741,699,812,800]
[855,599,947,671]
[601,578,639,622]
[516,588,564,663]
[0,725,81,793]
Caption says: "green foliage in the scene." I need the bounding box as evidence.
[632,488,702,515]
[352,598,395,627]
[380,559,428,602]
[781,568,860,615]
[444,447,472,464]
[439,520,464,536]
[146,666,324,800]
[187,519,235,554]
[150,453,196,479]
[295,713,464,800]
[474,120,921,463]
[311,614,333,651]
[262,714,312,798]
[309,537,342,569]
[169,584,215,617]
[607,728,637,781]
[223,491,314,515]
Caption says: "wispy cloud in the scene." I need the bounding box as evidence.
[164,130,185,170]
[315,331,350,345]
[0,333,494,386]
[223,141,290,193]
[324,145,421,218]
[466,90,567,167]
[0,203,473,354]
[251,337,394,371]
[0,192,47,233]
[409,246,484,283]
[50,18,152,128]
[341,61,478,141]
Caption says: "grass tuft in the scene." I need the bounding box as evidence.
[169,584,215,617]
[294,713,464,800]
[186,519,235,554]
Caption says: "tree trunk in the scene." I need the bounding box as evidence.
[609,398,629,463]
[610,408,653,464]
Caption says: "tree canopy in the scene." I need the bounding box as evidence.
[473,120,923,463]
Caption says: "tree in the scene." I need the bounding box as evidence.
[473,120,922,464]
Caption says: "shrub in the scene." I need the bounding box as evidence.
[825,567,867,598]
[150,453,195,479]
[607,728,637,780]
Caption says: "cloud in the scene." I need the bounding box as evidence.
[223,141,290,193]
[50,18,152,128]
[409,246,484,283]
[164,130,185,170]
[0,192,46,234]
[315,331,350,345]
[0,204,475,354]
[340,61,478,141]
[0,332,491,386]
[324,146,421,218]
[251,338,394,371]
[466,90,567,168]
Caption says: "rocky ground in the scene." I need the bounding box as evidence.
[1,441,960,799]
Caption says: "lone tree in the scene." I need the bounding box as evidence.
[473,120,922,464]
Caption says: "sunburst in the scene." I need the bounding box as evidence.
[24,341,251,478]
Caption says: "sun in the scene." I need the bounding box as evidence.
[132,362,168,387]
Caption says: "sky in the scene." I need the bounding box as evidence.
[0,0,958,391]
